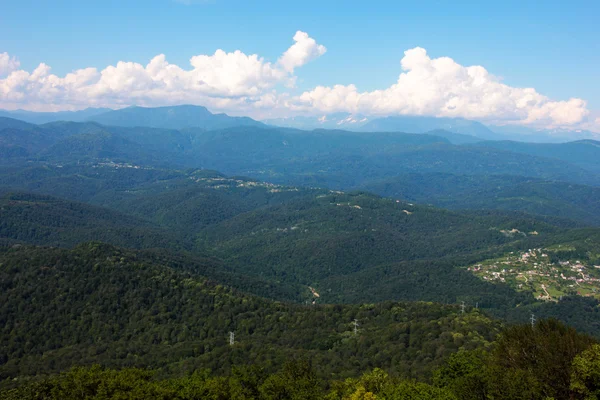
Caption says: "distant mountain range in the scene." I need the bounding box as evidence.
[87,105,264,130]
[3,116,600,188]
[2,105,598,142]
[263,112,370,130]
[265,112,600,143]
[489,124,600,143]
[264,113,499,141]
[0,105,264,131]
[0,108,110,124]
[358,115,502,140]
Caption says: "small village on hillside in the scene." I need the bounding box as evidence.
[467,246,600,301]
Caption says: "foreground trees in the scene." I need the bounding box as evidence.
[3,319,600,399]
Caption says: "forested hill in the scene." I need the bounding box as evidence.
[3,161,600,232]
[361,172,600,226]
[3,319,598,399]
[0,242,500,383]
[3,243,600,399]
[0,192,186,250]
[475,139,600,173]
[198,190,566,292]
[87,105,264,130]
[2,167,600,329]
[4,116,600,189]
[0,180,575,310]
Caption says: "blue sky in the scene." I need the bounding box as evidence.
[0,0,598,129]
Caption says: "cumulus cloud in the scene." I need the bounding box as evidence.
[0,52,20,76]
[0,38,595,130]
[0,31,324,111]
[279,31,327,73]
[292,47,590,128]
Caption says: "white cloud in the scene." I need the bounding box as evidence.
[279,31,327,73]
[0,52,20,76]
[292,47,590,129]
[0,39,595,130]
[0,31,324,112]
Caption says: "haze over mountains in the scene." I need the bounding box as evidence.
[3,0,600,395]
[0,108,111,124]
[4,105,599,142]
[264,111,600,143]
[3,105,600,221]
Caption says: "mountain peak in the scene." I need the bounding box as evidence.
[86,105,262,130]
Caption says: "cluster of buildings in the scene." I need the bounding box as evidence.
[467,248,600,301]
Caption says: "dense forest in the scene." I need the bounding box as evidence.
[1,167,600,334]
[2,319,600,399]
[3,115,600,189]
[362,172,600,226]
[2,109,600,398]
[0,243,499,383]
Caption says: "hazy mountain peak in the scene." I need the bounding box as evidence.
[0,108,111,124]
[264,113,370,130]
[86,105,262,130]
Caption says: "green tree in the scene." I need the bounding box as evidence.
[489,319,596,399]
[571,344,600,399]
[432,349,488,400]
[259,359,324,400]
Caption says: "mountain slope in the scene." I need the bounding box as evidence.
[475,140,600,173]
[421,129,482,144]
[0,191,308,303]
[3,120,600,189]
[0,192,185,250]
[0,117,41,131]
[198,191,572,303]
[39,130,177,166]
[251,141,600,189]
[361,173,600,226]
[0,164,329,231]
[0,108,110,124]
[359,116,502,139]
[489,124,600,143]
[88,105,264,130]
[264,114,499,140]
[0,118,62,161]
[0,120,113,163]
[99,173,329,234]
[264,112,370,130]
[0,243,500,380]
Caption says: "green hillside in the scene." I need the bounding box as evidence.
[0,243,499,383]
[2,243,599,399]
[197,191,573,305]
[0,192,185,250]
[477,139,600,173]
[362,173,600,226]
[4,118,600,188]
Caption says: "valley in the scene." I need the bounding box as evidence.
[1,106,600,398]
[2,4,600,396]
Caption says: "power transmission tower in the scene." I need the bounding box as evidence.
[475,302,479,309]
[530,313,536,328]
[229,331,235,345]
[353,319,359,335]
[460,301,466,314]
